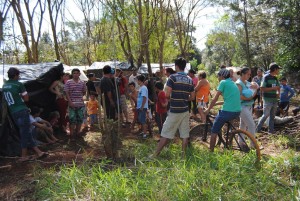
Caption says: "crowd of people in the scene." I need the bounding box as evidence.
[2,59,298,161]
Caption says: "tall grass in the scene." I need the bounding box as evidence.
[33,141,300,200]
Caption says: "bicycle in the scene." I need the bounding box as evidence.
[189,112,261,161]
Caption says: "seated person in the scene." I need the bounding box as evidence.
[48,111,60,130]
[30,106,60,144]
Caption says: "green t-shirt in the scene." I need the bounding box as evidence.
[217,78,241,112]
[261,74,279,103]
[2,80,28,113]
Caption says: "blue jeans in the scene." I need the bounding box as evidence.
[256,101,277,133]
[137,108,147,124]
[211,110,240,134]
[11,109,37,148]
[89,114,98,125]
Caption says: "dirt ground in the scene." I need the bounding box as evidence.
[1,103,300,200]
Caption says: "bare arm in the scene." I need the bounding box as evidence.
[204,91,222,114]
[49,80,59,95]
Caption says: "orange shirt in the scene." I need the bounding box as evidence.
[87,100,99,115]
[196,81,210,103]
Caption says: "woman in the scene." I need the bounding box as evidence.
[252,68,263,107]
[194,71,210,123]
[236,67,256,146]
[49,73,69,133]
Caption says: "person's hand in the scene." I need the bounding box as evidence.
[68,101,75,108]
[204,109,209,115]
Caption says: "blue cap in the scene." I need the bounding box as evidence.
[110,68,115,74]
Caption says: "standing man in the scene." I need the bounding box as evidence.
[100,65,116,120]
[86,73,97,100]
[256,63,281,134]
[136,75,149,138]
[115,68,129,124]
[3,67,47,161]
[129,68,140,91]
[152,58,195,157]
[188,69,198,118]
[64,68,86,139]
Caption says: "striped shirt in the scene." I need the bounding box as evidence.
[64,79,86,107]
[167,72,194,113]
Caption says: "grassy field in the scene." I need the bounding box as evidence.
[33,139,300,200]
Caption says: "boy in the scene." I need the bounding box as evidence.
[30,107,59,144]
[278,77,295,116]
[154,81,168,135]
[136,75,149,138]
[64,68,86,139]
[86,94,99,127]
[129,82,138,130]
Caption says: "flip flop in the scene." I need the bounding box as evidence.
[17,155,35,163]
[36,152,49,160]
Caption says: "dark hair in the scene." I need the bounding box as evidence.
[128,82,136,87]
[30,106,42,115]
[137,75,145,82]
[240,67,250,75]
[198,71,207,79]
[220,64,226,69]
[154,81,164,90]
[280,77,287,81]
[7,67,20,79]
[269,63,281,72]
[88,73,95,78]
[175,57,186,71]
[188,69,196,74]
[165,68,176,75]
[71,68,80,74]
[103,65,112,74]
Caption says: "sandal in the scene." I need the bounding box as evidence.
[36,152,49,160]
[17,155,35,163]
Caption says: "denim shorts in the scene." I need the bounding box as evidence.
[137,108,147,124]
[211,110,240,134]
[11,109,37,148]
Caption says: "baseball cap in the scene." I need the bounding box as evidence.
[269,63,282,71]
[7,67,20,77]
[217,69,230,78]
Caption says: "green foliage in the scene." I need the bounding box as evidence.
[33,139,300,200]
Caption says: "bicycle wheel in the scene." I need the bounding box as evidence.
[227,129,261,161]
[189,123,211,142]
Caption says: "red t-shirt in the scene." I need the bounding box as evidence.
[119,76,128,95]
[156,91,167,114]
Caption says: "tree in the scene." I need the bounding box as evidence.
[0,0,11,41]
[9,0,46,63]
[47,0,64,61]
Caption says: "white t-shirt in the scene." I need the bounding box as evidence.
[29,115,42,132]
[129,74,140,91]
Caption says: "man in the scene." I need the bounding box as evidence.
[152,58,195,157]
[188,69,198,118]
[115,68,129,124]
[256,63,281,134]
[2,67,47,161]
[86,73,97,99]
[100,65,116,120]
[64,68,86,139]
[129,68,140,91]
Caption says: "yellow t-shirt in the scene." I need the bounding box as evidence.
[87,100,99,115]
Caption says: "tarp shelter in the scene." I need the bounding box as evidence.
[0,62,64,156]
[137,63,191,74]
[87,61,132,78]
[63,65,89,81]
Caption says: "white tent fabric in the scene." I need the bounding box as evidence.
[63,65,88,82]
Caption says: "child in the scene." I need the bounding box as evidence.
[279,77,295,116]
[48,111,60,132]
[136,75,149,139]
[154,81,168,135]
[30,107,60,144]
[86,94,99,127]
[129,82,138,130]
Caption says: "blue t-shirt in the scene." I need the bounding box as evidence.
[280,85,295,103]
[217,78,241,112]
[137,85,148,109]
[236,79,254,106]
[167,72,194,113]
